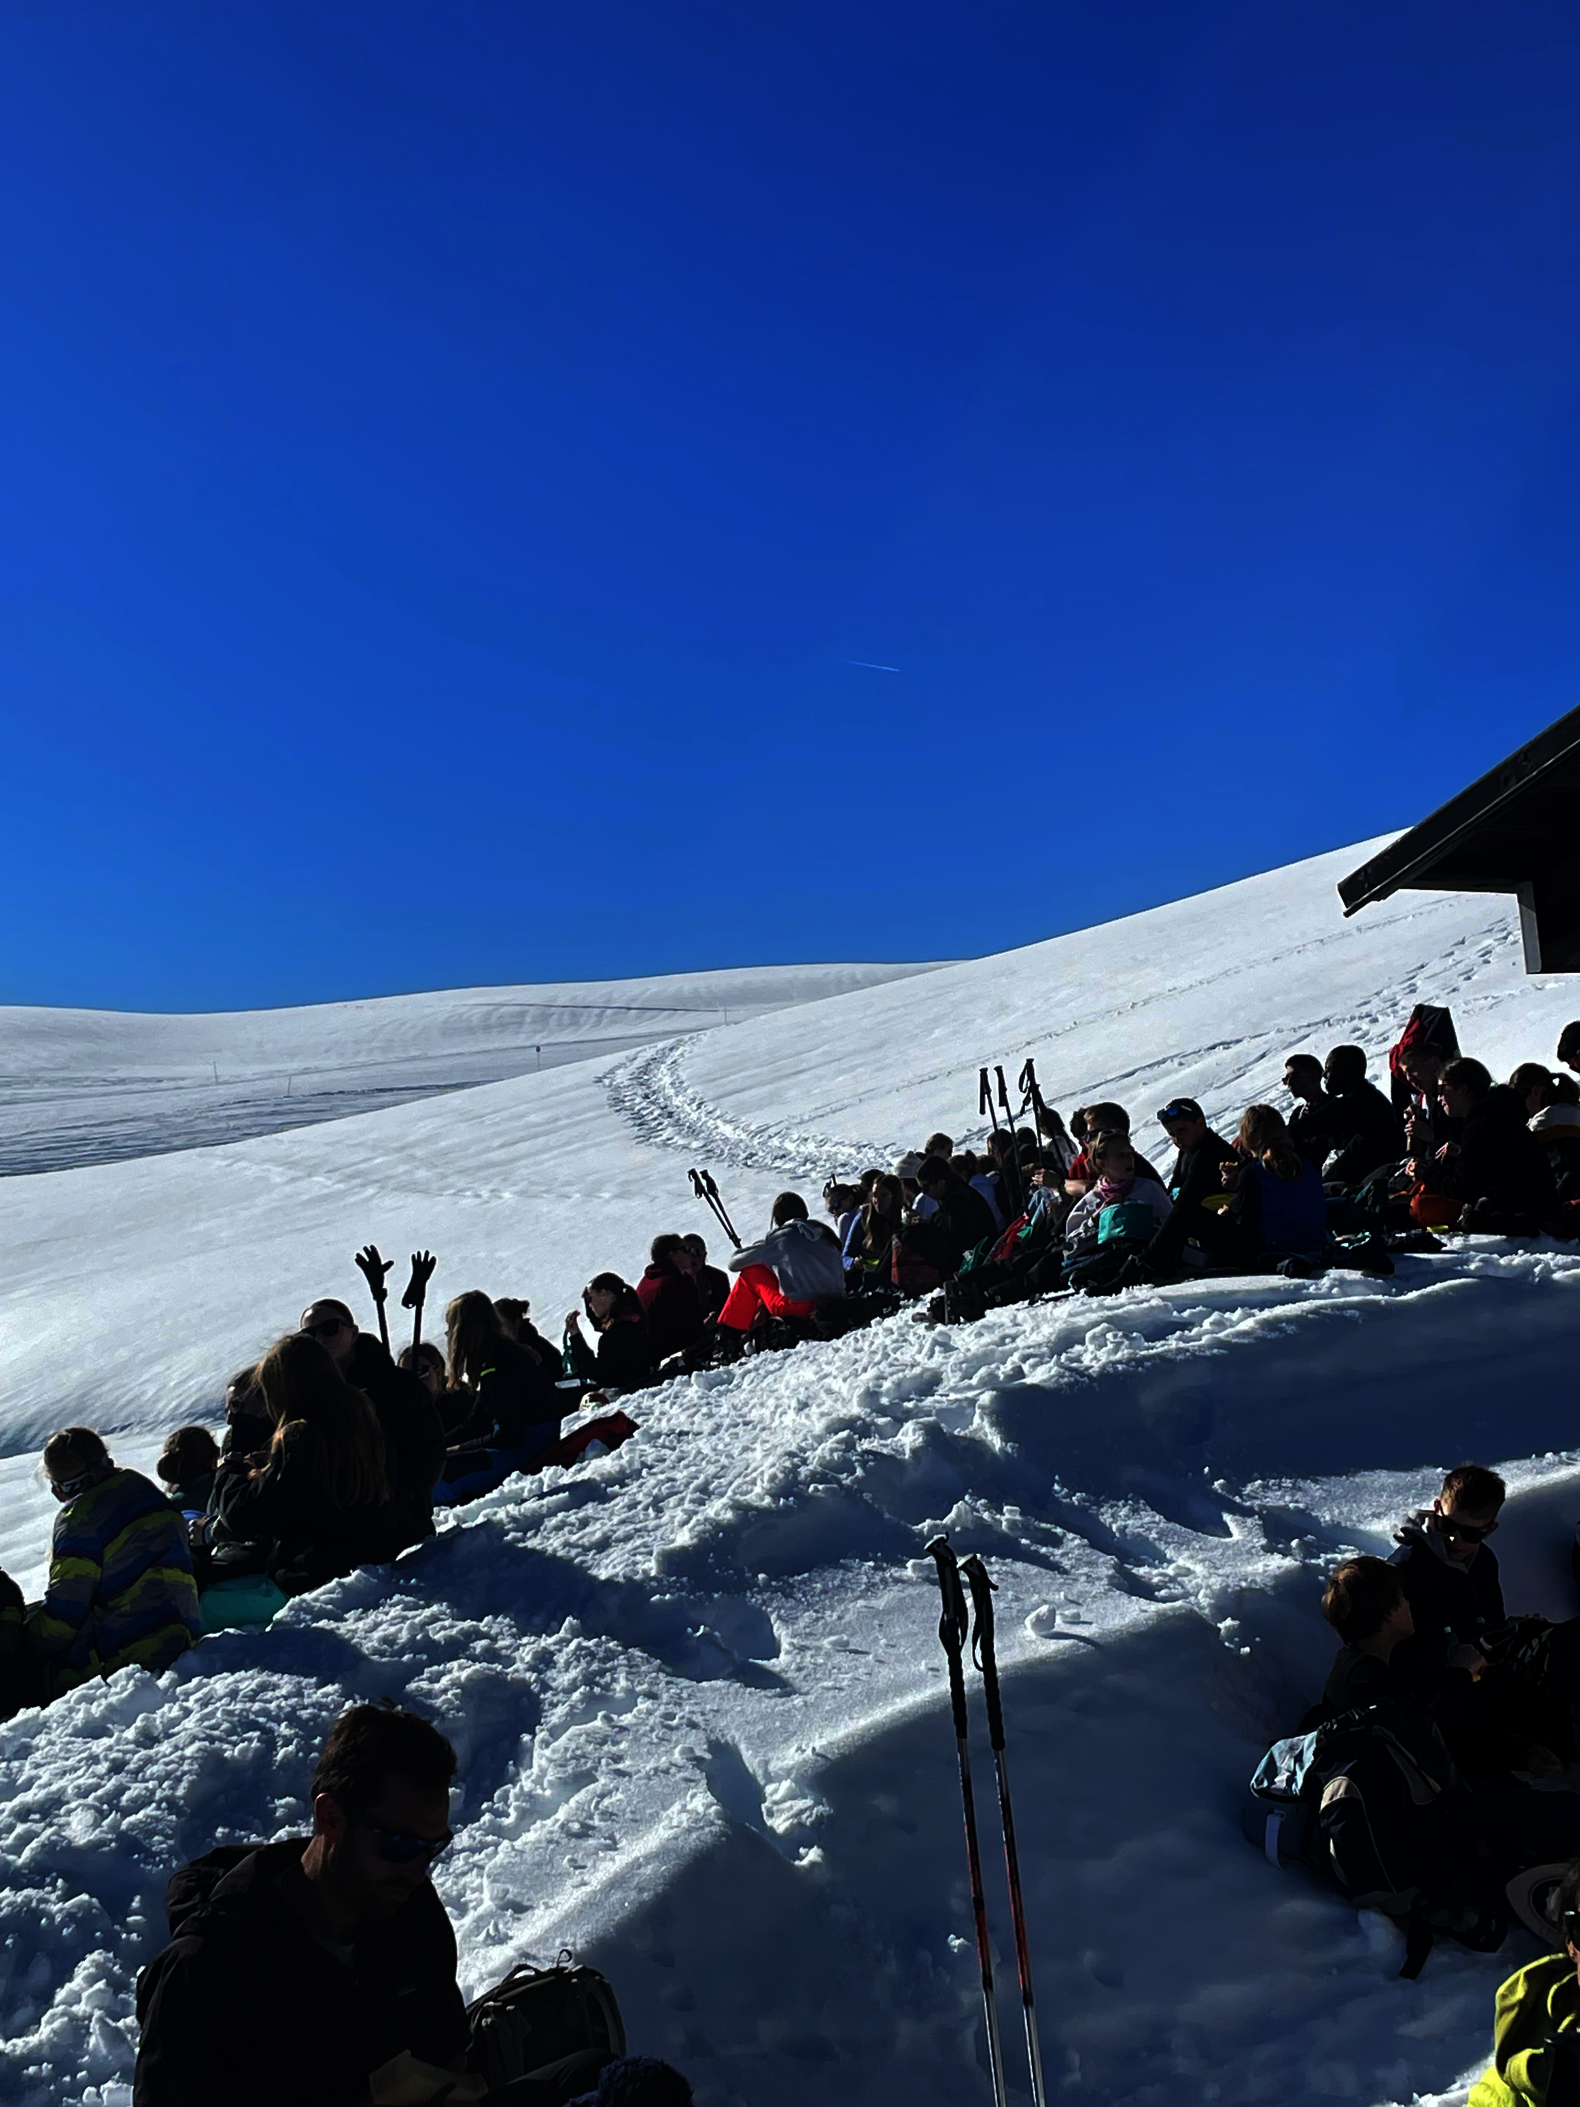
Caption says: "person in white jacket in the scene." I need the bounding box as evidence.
[717,1192,845,1332]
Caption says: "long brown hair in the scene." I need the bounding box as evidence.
[446,1289,512,1388]
[255,1334,389,1509]
[861,1174,905,1259]
[1236,1103,1303,1181]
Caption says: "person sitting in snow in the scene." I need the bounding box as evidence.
[1057,1131,1173,1293]
[716,1191,844,1331]
[1408,1059,1557,1229]
[23,1427,202,1698]
[1124,1097,1241,1283]
[564,1273,658,1391]
[434,1290,566,1503]
[681,1233,731,1322]
[1317,1043,1405,1192]
[914,1154,999,1265]
[1466,1857,1580,2106]
[1281,1054,1333,1173]
[297,1295,445,1552]
[634,1233,705,1362]
[156,1425,221,1515]
[1321,1554,1486,1717]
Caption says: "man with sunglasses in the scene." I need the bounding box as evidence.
[1391,1466,1574,1785]
[135,1702,478,2105]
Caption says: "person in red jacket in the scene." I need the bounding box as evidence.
[634,1234,705,1360]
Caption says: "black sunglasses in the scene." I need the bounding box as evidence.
[353,1812,453,1866]
[304,1318,350,1340]
[1438,1516,1496,1545]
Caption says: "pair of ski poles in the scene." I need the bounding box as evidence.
[927,1535,1048,2107]
[688,1166,742,1250]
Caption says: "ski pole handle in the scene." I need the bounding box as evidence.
[961,1555,1006,1753]
[925,1535,972,1741]
[978,1068,992,1118]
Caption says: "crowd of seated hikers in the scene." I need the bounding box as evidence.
[3,1009,1576,1726]
[1244,1460,1580,2090]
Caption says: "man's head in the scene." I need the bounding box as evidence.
[650,1232,686,1270]
[1082,1102,1130,1140]
[1431,1463,1507,1564]
[916,1155,953,1198]
[1283,1054,1324,1103]
[307,1703,458,1924]
[681,1232,709,1269]
[1323,1044,1368,1093]
[41,1426,111,1503]
[771,1191,809,1227]
[1399,1044,1446,1095]
[1156,1097,1206,1151]
[1558,1022,1580,1076]
[1321,1556,1412,1645]
[923,1132,953,1160]
[1510,1062,1555,1118]
[300,1298,358,1366]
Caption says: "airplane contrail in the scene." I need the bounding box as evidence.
[842,659,900,672]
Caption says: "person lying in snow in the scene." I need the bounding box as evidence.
[22,1426,202,1698]
[1467,1856,1580,2106]
[716,1191,844,1331]
[136,1701,684,2106]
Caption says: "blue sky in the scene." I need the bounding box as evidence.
[5,2,1579,1009]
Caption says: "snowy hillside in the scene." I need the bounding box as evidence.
[2,839,1578,2107]
[0,962,939,1175]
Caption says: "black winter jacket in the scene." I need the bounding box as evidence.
[1322,1080,1405,1188]
[345,1333,446,1543]
[133,1838,469,2107]
[1388,1515,1506,1689]
[1421,1087,1558,1216]
[447,1333,561,1453]
[566,1314,656,1392]
[213,1426,397,1596]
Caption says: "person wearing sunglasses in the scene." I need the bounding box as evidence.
[1390,1465,1572,1785]
[1464,1855,1580,2106]
[134,1703,485,2106]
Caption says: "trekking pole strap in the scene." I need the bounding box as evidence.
[961,1555,1007,1752]
[926,1536,973,1741]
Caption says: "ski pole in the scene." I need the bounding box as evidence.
[688,1168,742,1250]
[960,1554,1048,2107]
[994,1067,1027,1214]
[926,1535,1010,2107]
[402,1250,436,1354]
[354,1243,393,1352]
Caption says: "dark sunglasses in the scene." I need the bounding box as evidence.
[1438,1515,1496,1545]
[304,1318,350,1340]
[1156,1102,1199,1126]
[353,1812,453,1866]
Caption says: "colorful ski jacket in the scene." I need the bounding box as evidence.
[1468,1954,1580,2105]
[24,1467,201,1689]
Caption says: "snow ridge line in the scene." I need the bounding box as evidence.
[600,1037,909,1181]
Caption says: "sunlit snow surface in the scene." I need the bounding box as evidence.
[3,839,1579,2106]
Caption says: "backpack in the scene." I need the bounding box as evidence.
[1097,1201,1156,1245]
[1244,1701,1503,1976]
[467,1959,625,2093]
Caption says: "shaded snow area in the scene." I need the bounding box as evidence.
[0,962,940,1175]
[4,839,1580,2105]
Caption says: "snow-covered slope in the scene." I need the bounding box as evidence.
[2,840,1578,2107]
[0,962,939,1175]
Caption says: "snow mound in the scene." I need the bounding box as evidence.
[3,837,1578,2105]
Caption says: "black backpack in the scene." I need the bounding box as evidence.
[1245,1700,1505,1976]
[466,1958,625,2094]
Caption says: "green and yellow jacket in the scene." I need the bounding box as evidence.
[1469,1954,1580,2107]
[23,1467,202,1691]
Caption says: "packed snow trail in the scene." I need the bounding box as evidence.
[4,836,1580,2105]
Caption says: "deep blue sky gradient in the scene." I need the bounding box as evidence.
[5,3,1580,1008]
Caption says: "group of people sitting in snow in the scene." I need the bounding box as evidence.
[4,1007,1576,1722]
[1272,1467,1580,2096]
